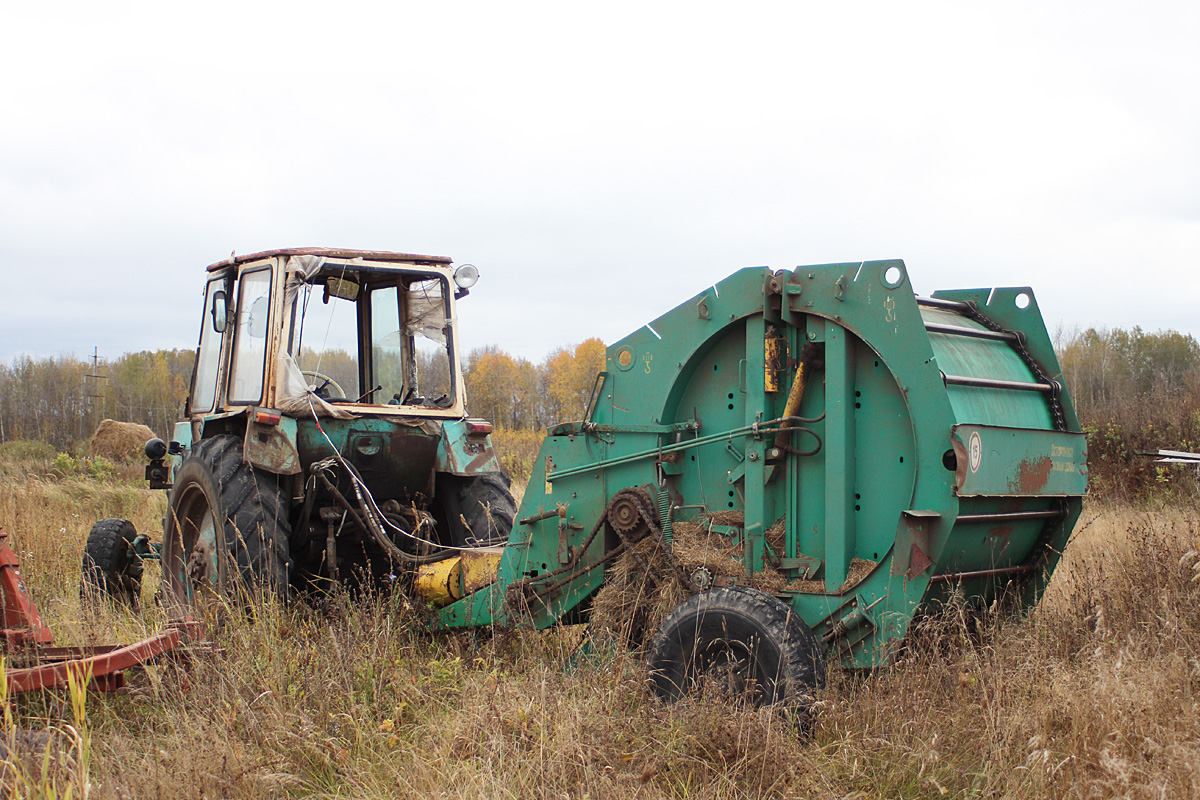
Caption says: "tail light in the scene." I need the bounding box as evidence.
[254,409,282,426]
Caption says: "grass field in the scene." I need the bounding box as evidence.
[1,455,1198,799]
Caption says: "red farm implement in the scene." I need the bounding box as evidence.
[0,527,198,694]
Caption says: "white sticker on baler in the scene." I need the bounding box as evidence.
[969,431,982,474]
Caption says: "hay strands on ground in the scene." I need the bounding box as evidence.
[0,525,200,694]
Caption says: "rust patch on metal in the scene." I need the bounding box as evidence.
[244,422,301,475]
[463,448,494,475]
[952,436,968,489]
[986,525,1013,551]
[907,543,932,579]
[1012,456,1053,494]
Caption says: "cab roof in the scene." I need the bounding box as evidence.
[205,247,453,272]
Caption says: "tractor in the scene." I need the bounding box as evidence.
[84,247,515,604]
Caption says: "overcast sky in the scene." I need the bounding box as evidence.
[3,1,1198,366]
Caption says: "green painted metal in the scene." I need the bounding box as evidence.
[438,260,1086,669]
[952,424,1087,497]
[437,419,504,476]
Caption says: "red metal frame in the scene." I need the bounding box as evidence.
[0,532,52,648]
[0,527,198,694]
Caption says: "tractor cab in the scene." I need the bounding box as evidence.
[189,248,479,422]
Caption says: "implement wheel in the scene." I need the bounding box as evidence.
[162,435,291,606]
[647,586,826,725]
[81,518,143,607]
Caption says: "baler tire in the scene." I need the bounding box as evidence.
[163,434,292,606]
[646,586,826,727]
[81,518,143,607]
[443,472,516,546]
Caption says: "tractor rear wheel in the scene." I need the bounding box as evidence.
[646,586,826,726]
[438,472,516,546]
[81,518,143,607]
[162,435,291,606]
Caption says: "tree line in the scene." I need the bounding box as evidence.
[0,350,196,450]
[1056,326,1200,500]
[3,327,1199,502]
[0,340,606,452]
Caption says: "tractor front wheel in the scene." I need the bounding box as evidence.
[162,435,291,606]
[646,586,826,727]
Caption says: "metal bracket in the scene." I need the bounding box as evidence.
[891,510,940,579]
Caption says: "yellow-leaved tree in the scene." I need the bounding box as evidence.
[465,349,541,430]
[543,338,606,424]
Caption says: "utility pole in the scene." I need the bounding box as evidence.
[84,347,107,436]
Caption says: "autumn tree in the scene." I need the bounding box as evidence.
[463,348,541,429]
[108,349,195,438]
[1058,326,1200,412]
[542,338,606,423]
[0,355,90,447]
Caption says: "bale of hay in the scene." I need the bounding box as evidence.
[749,567,788,594]
[765,518,786,553]
[589,534,689,650]
[90,419,157,462]
[707,510,745,527]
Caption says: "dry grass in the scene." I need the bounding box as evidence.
[3,455,1200,798]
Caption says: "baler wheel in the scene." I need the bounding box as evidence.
[162,435,291,606]
[646,586,825,726]
[81,518,143,607]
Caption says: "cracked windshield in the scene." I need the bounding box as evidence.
[291,272,454,406]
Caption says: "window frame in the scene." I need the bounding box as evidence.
[226,264,275,407]
[187,274,231,415]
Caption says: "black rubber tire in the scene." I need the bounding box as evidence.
[81,518,143,606]
[646,586,826,722]
[438,471,516,546]
[162,434,292,605]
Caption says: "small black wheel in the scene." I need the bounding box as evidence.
[437,471,516,547]
[646,586,826,724]
[162,435,292,606]
[81,518,143,607]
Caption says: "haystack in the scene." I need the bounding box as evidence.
[90,419,156,461]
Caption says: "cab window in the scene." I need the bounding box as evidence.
[191,279,227,413]
[228,268,272,404]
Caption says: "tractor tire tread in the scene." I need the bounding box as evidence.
[81,518,141,605]
[457,471,517,546]
[171,434,292,599]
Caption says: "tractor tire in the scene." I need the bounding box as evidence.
[81,518,143,607]
[162,435,291,606]
[438,471,516,547]
[646,586,826,726]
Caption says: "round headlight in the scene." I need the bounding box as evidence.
[453,264,480,290]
